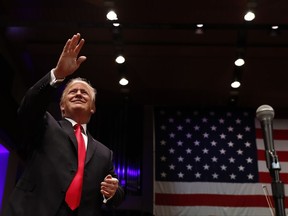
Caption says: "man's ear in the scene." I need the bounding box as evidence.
[60,103,65,115]
[90,105,96,114]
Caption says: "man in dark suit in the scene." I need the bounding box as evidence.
[3,33,125,216]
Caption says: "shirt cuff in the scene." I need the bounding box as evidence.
[50,69,65,86]
[102,194,113,204]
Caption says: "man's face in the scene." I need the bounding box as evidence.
[60,81,95,120]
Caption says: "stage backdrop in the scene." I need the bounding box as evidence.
[153,107,288,216]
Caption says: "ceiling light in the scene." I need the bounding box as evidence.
[269,25,280,37]
[231,80,241,89]
[106,10,118,21]
[234,58,245,67]
[115,55,125,64]
[195,24,204,35]
[244,11,255,21]
[119,77,129,86]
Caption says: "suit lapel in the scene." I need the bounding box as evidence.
[85,132,97,165]
[59,119,78,150]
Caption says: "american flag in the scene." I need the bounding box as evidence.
[154,107,288,216]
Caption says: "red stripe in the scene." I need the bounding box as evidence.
[256,128,288,140]
[257,150,288,162]
[155,193,280,207]
[259,172,288,183]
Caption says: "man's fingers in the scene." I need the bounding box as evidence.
[75,39,85,54]
[62,39,71,52]
[70,34,80,48]
[77,56,87,66]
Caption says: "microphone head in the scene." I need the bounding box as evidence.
[256,104,275,121]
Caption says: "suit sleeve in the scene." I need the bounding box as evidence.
[16,72,59,156]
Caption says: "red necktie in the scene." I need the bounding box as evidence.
[65,124,86,210]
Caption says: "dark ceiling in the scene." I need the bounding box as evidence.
[2,0,288,117]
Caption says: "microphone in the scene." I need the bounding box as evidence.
[256,105,280,170]
[256,105,286,216]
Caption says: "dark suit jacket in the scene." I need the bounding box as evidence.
[3,73,125,216]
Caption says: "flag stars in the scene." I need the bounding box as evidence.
[194,140,200,146]
[186,133,192,138]
[245,126,251,132]
[227,141,234,147]
[247,173,254,180]
[186,164,193,170]
[230,173,236,180]
[219,118,225,124]
[238,165,245,171]
[156,109,258,184]
[169,148,175,154]
[178,172,184,178]
[211,156,218,162]
[245,141,251,147]
[203,164,210,170]
[212,173,219,179]
[220,165,227,171]
[220,133,226,139]
[235,118,241,124]
[202,117,208,123]
[202,148,209,154]
[211,125,217,131]
[186,148,192,154]
[195,172,201,178]
[227,126,234,132]
[211,140,217,146]
[169,133,176,138]
[219,149,226,154]
[237,133,243,139]
[237,149,244,155]
[203,132,209,138]
[246,157,253,163]
[185,118,191,123]
[169,164,175,170]
[229,157,235,163]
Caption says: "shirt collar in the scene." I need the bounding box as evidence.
[65,118,87,135]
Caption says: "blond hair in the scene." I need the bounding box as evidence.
[60,78,97,117]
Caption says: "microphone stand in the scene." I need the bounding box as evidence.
[261,120,286,216]
[265,150,286,216]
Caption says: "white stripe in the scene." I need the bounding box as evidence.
[154,181,288,195]
[257,139,288,151]
[258,160,288,173]
[154,206,279,216]
[255,119,288,130]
